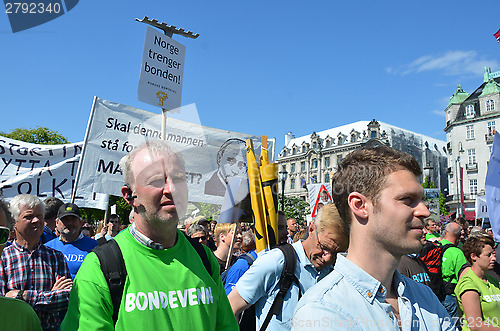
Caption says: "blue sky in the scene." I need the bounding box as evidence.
[2,0,499,158]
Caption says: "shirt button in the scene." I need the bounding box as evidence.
[367,291,373,298]
[389,312,394,318]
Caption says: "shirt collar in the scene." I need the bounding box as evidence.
[59,232,84,243]
[334,254,390,304]
[293,240,334,276]
[13,239,41,252]
[128,222,165,250]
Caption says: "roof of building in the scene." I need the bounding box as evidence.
[284,120,446,153]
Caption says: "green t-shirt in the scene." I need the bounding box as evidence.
[455,269,500,331]
[440,239,467,285]
[425,233,440,241]
[61,229,238,331]
[0,296,42,331]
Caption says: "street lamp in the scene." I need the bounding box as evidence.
[278,168,288,209]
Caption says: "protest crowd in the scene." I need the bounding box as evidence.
[1,141,499,331]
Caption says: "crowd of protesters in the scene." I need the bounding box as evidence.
[0,142,498,330]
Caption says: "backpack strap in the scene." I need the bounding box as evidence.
[240,252,256,266]
[185,233,212,276]
[260,243,300,331]
[92,239,126,324]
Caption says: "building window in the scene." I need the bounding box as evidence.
[282,150,287,157]
[465,105,475,118]
[312,159,318,169]
[371,131,377,138]
[351,134,356,142]
[292,148,296,155]
[291,178,295,189]
[467,149,476,165]
[301,161,305,172]
[313,142,317,149]
[325,173,330,183]
[487,99,495,112]
[325,140,330,148]
[488,121,496,135]
[466,125,475,140]
[469,179,478,197]
[338,137,343,145]
[324,157,330,168]
[291,163,295,173]
[302,146,306,153]
[337,154,343,165]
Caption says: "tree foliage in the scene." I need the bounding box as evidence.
[279,194,310,225]
[1,127,69,145]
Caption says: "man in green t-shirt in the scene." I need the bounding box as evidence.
[439,222,467,321]
[424,218,440,241]
[61,140,238,330]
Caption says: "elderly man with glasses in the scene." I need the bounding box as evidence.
[228,204,349,330]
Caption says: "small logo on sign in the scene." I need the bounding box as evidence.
[156,91,168,106]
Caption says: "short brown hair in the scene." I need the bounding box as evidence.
[332,145,421,229]
[462,233,496,264]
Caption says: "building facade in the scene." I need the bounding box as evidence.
[444,67,500,220]
[277,119,448,202]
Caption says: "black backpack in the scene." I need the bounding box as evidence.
[92,234,212,324]
[419,241,455,299]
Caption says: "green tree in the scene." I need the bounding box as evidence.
[1,126,69,144]
[191,202,221,220]
[279,194,310,225]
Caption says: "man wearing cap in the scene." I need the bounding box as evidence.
[45,203,98,280]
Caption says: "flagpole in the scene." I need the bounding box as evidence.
[71,96,98,204]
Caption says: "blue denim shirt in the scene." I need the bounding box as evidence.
[292,254,456,330]
[236,241,333,331]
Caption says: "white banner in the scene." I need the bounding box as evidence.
[307,183,333,218]
[137,26,185,110]
[0,136,108,209]
[485,131,500,242]
[77,97,274,205]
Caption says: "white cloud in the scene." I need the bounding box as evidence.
[432,109,446,117]
[388,50,499,76]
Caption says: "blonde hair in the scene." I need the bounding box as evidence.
[214,223,236,245]
[314,203,349,241]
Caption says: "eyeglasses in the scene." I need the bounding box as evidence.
[0,226,11,245]
[313,224,338,257]
[194,235,207,241]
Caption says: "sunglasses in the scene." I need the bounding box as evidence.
[0,226,11,245]
[194,235,207,241]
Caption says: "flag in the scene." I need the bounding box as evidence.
[300,177,307,188]
[485,131,500,242]
[260,136,279,247]
[310,176,317,184]
[246,139,268,252]
[495,28,500,42]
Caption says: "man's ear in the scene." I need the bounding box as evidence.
[348,192,369,221]
[121,186,135,207]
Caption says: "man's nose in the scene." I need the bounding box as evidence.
[415,201,430,218]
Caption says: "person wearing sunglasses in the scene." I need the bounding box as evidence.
[0,194,72,331]
[187,224,209,246]
[0,198,43,331]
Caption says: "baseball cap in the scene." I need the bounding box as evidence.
[57,203,81,219]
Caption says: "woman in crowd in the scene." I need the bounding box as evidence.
[455,233,500,330]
